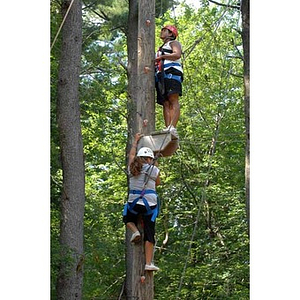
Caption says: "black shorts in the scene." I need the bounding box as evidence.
[123,204,156,243]
[155,68,183,105]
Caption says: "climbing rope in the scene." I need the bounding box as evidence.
[183,4,230,61]
[50,0,75,52]
[175,127,219,300]
[175,53,235,298]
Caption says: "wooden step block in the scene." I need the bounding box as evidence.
[138,131,179,157]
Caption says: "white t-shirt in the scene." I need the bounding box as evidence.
[128,163,159,206]
[156,41,183,74]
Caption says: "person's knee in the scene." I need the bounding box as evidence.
[163,101,170,110]
[145,236,155,244]
[168,94,179,105]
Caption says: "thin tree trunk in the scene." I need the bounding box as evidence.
[125,0,156,299]
[56,0,85,299]
[241,0,250,235]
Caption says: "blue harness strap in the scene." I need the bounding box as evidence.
[123,189,160,222]
[164,73,182,83]
[155,73,182,84]
[163,62,181,68]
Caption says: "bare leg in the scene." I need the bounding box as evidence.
[163,101,171,127]
[145,241,154,265]
[127,222,141,243]
[126,222,138,233]
[168,93,180,127]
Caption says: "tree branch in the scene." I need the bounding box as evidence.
[228,71,243,78]
[227,55,243,60]
[208,0,240,10]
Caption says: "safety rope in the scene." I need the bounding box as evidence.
[183,4,230,61]
[175,54,234,299]
[50,0,75,52]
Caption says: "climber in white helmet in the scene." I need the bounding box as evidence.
[123,133,161,271]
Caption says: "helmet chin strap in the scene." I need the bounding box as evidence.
[163,36,175,43]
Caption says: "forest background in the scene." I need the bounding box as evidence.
[1,0,300,300]
[52,0,249,298]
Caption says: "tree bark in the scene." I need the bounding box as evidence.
[125,0,156,299]
[56,0,85,299]
[127,0,155,137]
[241,0,250,235]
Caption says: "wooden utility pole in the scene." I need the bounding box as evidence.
[126,0,156,299]
[127,0,156,137]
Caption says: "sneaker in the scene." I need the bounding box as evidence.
[169,126,179,138]
[162,125,175,132]
[162,125,171,132]
[130,231,141,243]
[145,264,160,271]
[162,125,179,138]
[169,125,176,133]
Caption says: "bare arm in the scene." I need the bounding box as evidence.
[153,159,161,186]
[128,133,142,167]
[156,172,161,186]
[155,41,182,62]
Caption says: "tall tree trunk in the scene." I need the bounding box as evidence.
[127,0,155,137]
[125,0,155,299]
[241,0,250,235]
[56,0,85,299]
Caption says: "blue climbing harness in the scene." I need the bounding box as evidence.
[163,72,182,83]
[155,71,182,84]
[123,189,160,222]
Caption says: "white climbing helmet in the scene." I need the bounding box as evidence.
[137,147,154,158]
